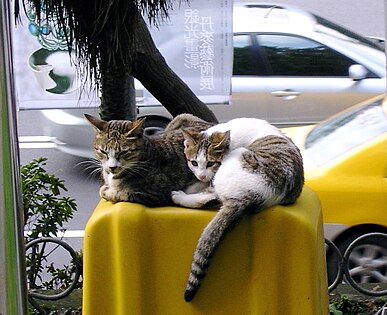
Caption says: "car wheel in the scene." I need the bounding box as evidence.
[326,231,387,287]
[344,233,387,284]
[143,119,169,136]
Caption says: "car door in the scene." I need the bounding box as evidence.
[220,33,271,122]
[255,34,384,126]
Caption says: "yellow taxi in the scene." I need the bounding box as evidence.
[283,94,387,284]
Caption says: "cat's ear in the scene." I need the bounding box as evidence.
[84,114,107,132]
[211,131,230,151]
[182,129,200,147]
[127,117,146,137]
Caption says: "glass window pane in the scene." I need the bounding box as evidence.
[305,99,387,165]
[233,35,256,75]
[258,34,356,76]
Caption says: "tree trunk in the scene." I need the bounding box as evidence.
[132,15,218,124]
[99,67,136,121]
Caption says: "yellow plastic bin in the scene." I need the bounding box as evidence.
[83,186,328,314]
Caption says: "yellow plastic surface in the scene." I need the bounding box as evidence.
[83,187,328,315]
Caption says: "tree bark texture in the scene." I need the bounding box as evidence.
[99,68,136,121]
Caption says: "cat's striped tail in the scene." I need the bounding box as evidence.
[184,198,256,302]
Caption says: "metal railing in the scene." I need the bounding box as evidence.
[326,232,387,296]
[26,237,82,315]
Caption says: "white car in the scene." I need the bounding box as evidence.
[39,3,386,158]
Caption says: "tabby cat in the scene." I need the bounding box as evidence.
[85,113,213,206]
[172,118,304,302]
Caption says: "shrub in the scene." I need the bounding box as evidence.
[21,157,79,292]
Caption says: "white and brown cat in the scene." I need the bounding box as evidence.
[172,118,304,302]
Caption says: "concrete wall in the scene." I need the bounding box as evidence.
[239,0,385,38]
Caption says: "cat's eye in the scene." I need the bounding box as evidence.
[96,148,108,156]
[117,150,130,159]
[206,161,216,168]
[191,160,198,167]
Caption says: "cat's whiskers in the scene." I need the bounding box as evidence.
[76,157,101,167]
[76,158,102,180]
[88,167,102,180]
[121,160,154,178]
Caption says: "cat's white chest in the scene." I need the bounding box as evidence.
[104,171,120,187]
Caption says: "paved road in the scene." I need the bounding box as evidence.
[18,110,101,251]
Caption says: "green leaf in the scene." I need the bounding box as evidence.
[329,303,343,315]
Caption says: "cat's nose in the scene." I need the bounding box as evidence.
[197,175,206,181]
[109,166,119,173]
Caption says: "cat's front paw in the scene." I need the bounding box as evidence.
[99,185,109,198]
[100,185,129,203]
[171,190,211,209]
[171,190,187,205]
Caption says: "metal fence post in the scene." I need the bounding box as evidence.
[0,0,28,314]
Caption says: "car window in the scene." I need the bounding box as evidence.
[233,34,256,75]
[313,14,384,52]
[305,99,387,166]
[257,34,356,76]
